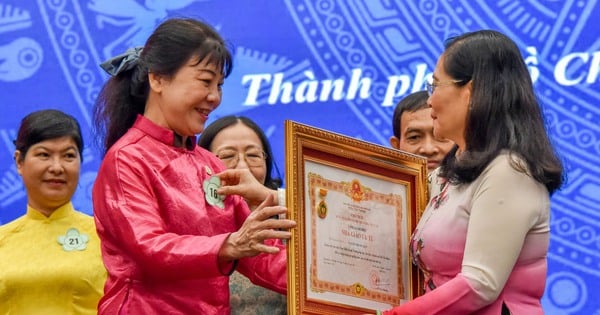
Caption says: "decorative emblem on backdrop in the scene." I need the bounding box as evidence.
[0,5,43,82]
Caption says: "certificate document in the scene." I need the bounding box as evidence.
[304,159,410,310]
[285,120,426,314]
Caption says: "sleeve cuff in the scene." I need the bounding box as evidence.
[277,188,286,206]
[218,258,238,276]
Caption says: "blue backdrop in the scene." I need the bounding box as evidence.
[1,1,598,313]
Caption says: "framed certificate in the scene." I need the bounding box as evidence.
[285,120,428,314]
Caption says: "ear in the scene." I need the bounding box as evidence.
[389,136,400,149]
[464,80,473,100]
[14,150,23,176]
[148,72,164,93]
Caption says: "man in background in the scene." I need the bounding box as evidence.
[390,90,454,173]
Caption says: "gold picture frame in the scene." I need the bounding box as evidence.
[285,120,428,315]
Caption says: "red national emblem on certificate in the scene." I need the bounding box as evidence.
[349,179,364,202]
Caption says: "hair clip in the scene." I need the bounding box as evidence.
[100,46,143,76]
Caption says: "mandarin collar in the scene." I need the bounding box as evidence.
[26,202,75,221]
[133,115,197,150]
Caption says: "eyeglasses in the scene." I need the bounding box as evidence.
[216,148,267,168]
[425,78,463,95]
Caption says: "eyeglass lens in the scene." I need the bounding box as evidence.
[217,148,266,167]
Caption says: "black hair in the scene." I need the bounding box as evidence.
[93,17,233,154]
[439,30,563,194]
[198,116,282,190]
[14,109,84,162]
[391,90,430,138]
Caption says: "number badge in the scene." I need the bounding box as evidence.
[203,175,225,209]
[57,228,89,251]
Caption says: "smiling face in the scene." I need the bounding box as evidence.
[145,55,224,137]
[391,107,454,172]
[210,122,268,185]
[15,136,81,216]
[428,54,471,151]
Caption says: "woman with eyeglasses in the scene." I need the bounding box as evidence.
[198,115,287,315]
[199,116,282,206]
[373,30,564,315]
